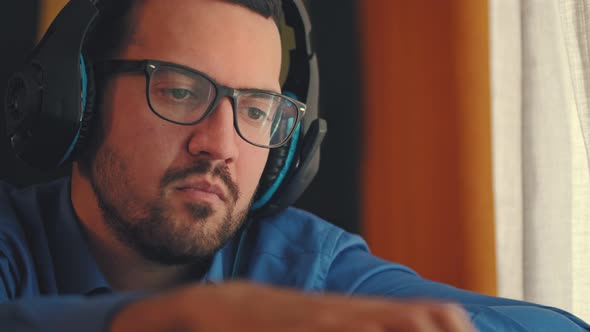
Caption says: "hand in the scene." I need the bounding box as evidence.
[110,281,477,332]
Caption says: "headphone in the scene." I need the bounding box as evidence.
[4,0,326,217]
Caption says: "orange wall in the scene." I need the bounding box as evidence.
[360,1,496,295]
[38,0,67,39]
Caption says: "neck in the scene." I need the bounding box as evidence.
[70,163,199,291]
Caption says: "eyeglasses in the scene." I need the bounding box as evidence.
[94,59,306,148]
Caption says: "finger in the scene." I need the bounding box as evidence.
[307,298,443,332]
[429,304,477,332]
[335,299,473,332]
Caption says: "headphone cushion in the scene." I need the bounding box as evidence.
[255,143,290,202]
[71,58,96,158]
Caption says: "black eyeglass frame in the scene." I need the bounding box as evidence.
[93,59,307,149]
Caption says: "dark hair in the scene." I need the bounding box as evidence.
[84,0,283,61]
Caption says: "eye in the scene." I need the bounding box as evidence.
[246,107,268,121]
[164,88,194,100]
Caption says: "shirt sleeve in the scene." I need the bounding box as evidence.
[0,293,145,332]
[323,230,590,332]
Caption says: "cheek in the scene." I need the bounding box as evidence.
[100,81,183,192]
[236,145,269,198]
[110,128,186,196]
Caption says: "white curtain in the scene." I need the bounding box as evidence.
[490,0,590,321]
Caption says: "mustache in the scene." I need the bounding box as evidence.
[160,160,240,203]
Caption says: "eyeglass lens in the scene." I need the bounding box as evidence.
[148,65,299,147]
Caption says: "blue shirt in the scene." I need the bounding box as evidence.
[0,178,588,332]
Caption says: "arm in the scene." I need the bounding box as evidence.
[0,234,473,332]
[0,185,472,332]
[0,233,474,332]
[324,231,590,331]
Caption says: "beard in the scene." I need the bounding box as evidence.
[89,143,250,270]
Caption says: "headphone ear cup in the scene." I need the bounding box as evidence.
[254,143,290,203]
[70,59,97,159]
[4,64,44,155]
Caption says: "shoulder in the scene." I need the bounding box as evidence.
[236,208,366,289]
[0,180,27,237]
[0,178,69,232]
[0,178,70,288]
[0,179,69,264]
[243,208,412,291]
[251,207,367,257]
[0,177,70,240]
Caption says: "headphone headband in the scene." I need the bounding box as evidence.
[4,0,326,215]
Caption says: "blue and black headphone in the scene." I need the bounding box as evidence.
[4,0,326,217]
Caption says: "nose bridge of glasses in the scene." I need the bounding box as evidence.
[208,93,235,121]
[206,85,238,121]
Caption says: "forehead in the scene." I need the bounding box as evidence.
[121,0,282,91]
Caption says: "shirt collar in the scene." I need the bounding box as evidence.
[203,221,250,283]
[202,239,237,283]
[50,178,111,295]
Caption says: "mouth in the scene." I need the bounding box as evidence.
[175,181,227,202]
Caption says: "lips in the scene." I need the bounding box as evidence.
[175,180,227,202]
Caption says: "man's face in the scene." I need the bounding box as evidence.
[89,0,281,265]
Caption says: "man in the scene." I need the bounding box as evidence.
[0,0,588,331]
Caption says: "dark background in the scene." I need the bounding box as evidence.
[0,1,361,234]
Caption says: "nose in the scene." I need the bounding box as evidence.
[186,98,240,162]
